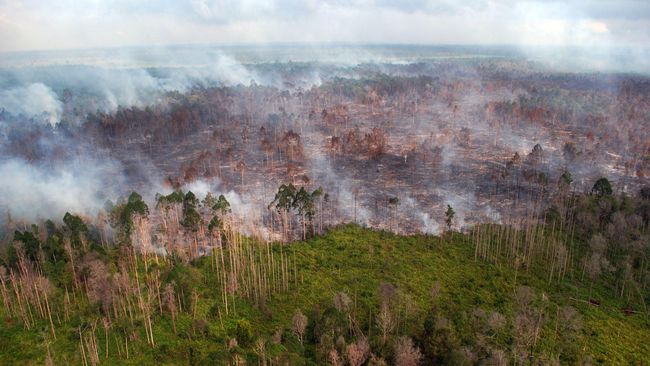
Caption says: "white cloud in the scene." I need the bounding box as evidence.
[0,1,648,51]
[583,20,609,33]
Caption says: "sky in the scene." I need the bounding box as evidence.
[0,0,649,52]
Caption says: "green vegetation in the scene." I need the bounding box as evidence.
[0,230,647,364]
[0,185,648,365]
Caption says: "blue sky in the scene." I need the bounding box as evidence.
[1,0,649,52]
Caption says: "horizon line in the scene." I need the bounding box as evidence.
[1,41,644,55]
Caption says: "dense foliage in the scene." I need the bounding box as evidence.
[0,185,648,365]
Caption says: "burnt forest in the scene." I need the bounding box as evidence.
[1,2,649,366]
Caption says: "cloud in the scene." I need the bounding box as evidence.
[583,20,609,34]
[0,1,649,51]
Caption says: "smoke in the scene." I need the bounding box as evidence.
[182,178,271,238]
[0,47,384,125]
[336,181,372,226]
[431,188,501,231]
[0,45,534,125]
[182,179,263,222]
[519,46,650,75]
[401,196,439,234]
[0,44,577,129]
[417,212,440,234]
[307,154,372,225]
[0,83,62,126]
[0,44,645,239]
[0,50,265,124]
[183,180,212,199]
[0,157,125,221]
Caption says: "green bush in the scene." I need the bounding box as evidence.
[235,319,254,346]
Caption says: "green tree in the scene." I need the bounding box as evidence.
[293,188,313,240]
[445,205,455,231]
[201,192,217,209]
[270,184,297,213]
[156,190,184,210]
[127,192,149,216]
[235,319,254,346]
[213,194,231,214]
[269,184,297,240]
[291,187,324,239]
[207,194,230,233]
[207,216,222,233]
[11,230,40,263]
[63,212,88,247]
[310,187,324,235]
[63,212,88,235]
[592,178,613,197]
[420,310,460,364]
[109,191,149,244]
[182,191,202,231]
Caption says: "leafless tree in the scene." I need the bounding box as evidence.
[271,329,282,344]
[586,234,612,298]
[487,311,506,335]
[333,291,352,313]
[486,348,507,366]
[368,354,388,366]
[394,336,422,366]
[163,283,177,333]
[430,281,442,302]
[83,256,113,316]
[558,306,582,336]
[346,337,370,366]
[377,302,395,345]
[228,338,238,350]
[253,338,267,366]
[379,283,397,305]
[292,309,308,345]
[328,349,342,366]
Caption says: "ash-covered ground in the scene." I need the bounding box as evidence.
[1,45,649,236]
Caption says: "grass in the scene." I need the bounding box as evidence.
[1,224,648,365]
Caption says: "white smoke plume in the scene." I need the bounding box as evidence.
[0,157,125,221]
[0,83,62,126]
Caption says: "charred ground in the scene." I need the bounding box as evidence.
[2,59,648,235]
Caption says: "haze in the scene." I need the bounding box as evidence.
[2,0,650,51]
